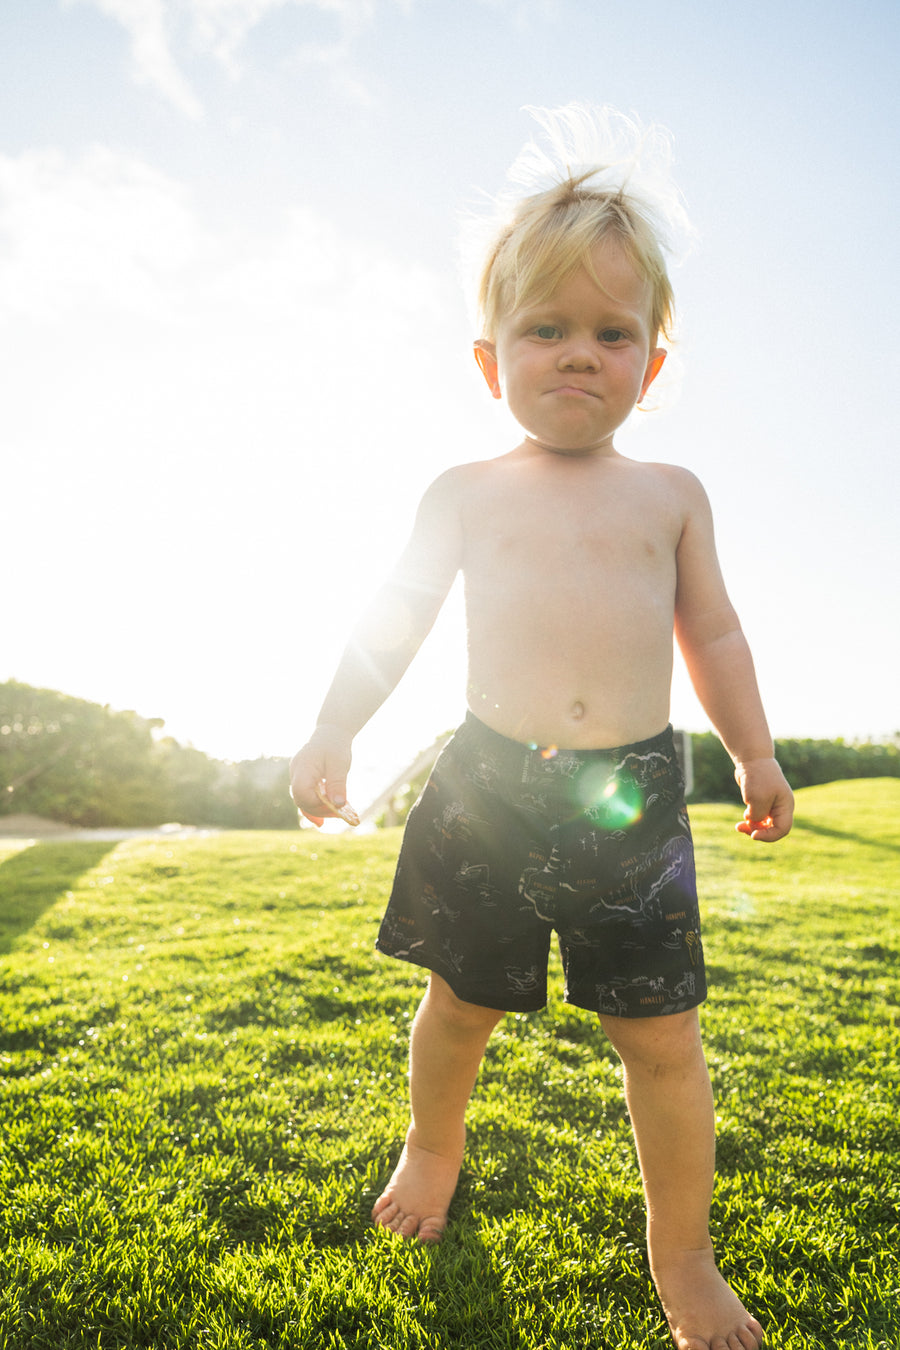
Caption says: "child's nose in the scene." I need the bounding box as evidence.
[558,340,599,371]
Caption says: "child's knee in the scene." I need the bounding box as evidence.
[599,1007,704,1073]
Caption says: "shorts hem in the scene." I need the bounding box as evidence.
[375,943,546,1013]
[375,944,707,1019]
[565,990,708,1019]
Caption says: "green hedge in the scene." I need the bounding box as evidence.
[689,730,899,802]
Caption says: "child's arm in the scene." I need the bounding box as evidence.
[290,470,464,825]
[672,472,794,842]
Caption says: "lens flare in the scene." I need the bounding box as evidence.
[577,766,643,828]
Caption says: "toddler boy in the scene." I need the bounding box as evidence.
[291,106,792,1350]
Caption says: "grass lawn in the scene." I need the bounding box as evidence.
[1,779,898,1349]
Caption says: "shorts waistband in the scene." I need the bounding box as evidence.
[458,711,677,779]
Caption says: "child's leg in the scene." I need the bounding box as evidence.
[372,972,505,1242]
[600,1009,763,1350]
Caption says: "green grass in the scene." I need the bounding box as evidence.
[1,780,899,1349]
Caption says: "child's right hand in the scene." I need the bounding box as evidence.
[289,725,356,827]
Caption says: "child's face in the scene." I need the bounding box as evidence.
[475,235,666,455]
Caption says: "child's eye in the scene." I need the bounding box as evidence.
[599,328,627,343]
[534,324,561,340]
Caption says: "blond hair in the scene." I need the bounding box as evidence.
[477,172,675,343]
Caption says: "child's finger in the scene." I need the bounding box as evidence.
[736,814,789,842]
[736,818,767,835]
[315,783,360,827]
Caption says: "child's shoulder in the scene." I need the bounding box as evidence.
[628,455,702,485]
[420,454,512,502]
[628,457,710,508]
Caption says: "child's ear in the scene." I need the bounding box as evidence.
[640,347,667,400]
[474,340,502,400]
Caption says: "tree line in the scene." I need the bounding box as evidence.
[2,680,897,830]
[0,681,297,829]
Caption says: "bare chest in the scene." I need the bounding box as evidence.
[462,480,679,590]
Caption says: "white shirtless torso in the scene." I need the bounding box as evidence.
[377,439,725,752]
[458,444,685,748]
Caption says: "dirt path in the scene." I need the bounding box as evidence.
[0,813,218,842]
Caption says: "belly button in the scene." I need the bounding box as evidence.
[571,701,585,721]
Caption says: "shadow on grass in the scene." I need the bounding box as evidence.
[790,818,900,854]
[0,839,117,953]
[425,1235,536,1348]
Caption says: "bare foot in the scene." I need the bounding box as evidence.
[371,1127,463,1244]
[651,1247,764,1350]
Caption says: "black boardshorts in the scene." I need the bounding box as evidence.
[376,713,706,1018]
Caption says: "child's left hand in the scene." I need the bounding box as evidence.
[733,758,794,842]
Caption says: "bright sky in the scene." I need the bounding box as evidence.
[3,0,898,810]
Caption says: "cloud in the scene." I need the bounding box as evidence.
[64,0,205,118]
[190,0,383,69]
[0,141,448,329]
[0,146,202,321]
[0,141,459,569]
[63,0,408,114]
